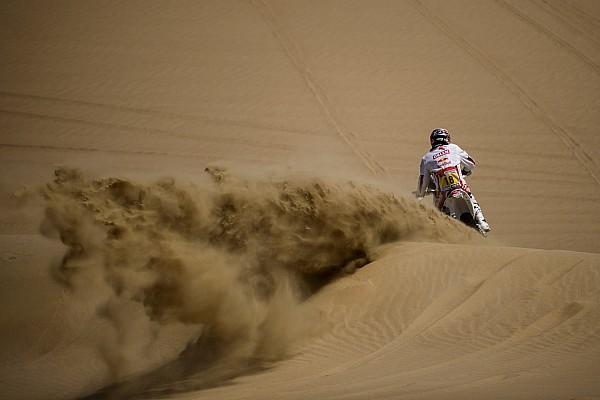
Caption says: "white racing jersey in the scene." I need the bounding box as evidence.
[418,143,476,197]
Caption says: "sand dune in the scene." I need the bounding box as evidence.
[1,0,599,399]
[177,242,600,400]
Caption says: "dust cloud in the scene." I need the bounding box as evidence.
[35,166,476,398]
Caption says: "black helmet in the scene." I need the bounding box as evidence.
[430,128,450,147]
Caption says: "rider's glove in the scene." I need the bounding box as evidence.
[412,191,424,200]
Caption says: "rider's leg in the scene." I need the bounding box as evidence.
[435,190,447,211]
[468,192,490,231]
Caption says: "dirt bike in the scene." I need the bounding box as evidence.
[414,171,488,237]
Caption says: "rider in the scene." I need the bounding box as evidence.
[417,128,490,233]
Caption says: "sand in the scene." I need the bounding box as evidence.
[1,0,599,399]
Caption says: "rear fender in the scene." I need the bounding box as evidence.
[443,189,476,221]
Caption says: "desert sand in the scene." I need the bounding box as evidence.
[1,0,599,399]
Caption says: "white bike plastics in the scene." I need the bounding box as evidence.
[416,188,488,237]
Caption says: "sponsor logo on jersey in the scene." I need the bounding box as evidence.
[432,149,450,159]
[437,157,451,167]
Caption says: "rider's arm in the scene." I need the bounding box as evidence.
[417,175,427,197]
[459,148,476,173]
[417,159,429,197]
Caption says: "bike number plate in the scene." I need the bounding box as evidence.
[438,171,460,191]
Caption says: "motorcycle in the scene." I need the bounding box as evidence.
[415,171,488,237]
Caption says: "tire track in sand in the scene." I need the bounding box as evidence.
[251,0,386,176]
[496,0,600,76]
[0,91,324,137]
[553,0,600,29]
[535,0,600,48]
[0,108,293,151]
[0,142,173,157]
[409,0,600,186]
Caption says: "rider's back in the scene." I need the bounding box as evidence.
[421,143,474,192]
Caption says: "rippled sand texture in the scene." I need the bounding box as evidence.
[1,1,599,399]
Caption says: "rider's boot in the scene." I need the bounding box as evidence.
[474,210,490,232]
[477,217,490,233]
[470,195,491,233]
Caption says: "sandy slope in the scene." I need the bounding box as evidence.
[174,242,600,400]
[1,0,600,399]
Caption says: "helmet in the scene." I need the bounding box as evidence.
[430,128,450,147]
